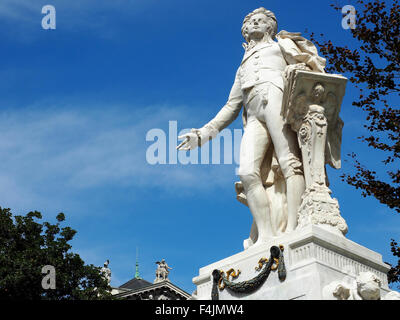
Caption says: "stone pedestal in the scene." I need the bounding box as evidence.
[192,225,391,300]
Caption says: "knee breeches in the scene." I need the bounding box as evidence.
[238,83,302,188]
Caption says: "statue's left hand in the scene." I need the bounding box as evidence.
[284,63,308,80]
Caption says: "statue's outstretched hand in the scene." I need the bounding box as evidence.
[176,129,200,150]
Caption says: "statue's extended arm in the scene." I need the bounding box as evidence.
[177,69,243,150]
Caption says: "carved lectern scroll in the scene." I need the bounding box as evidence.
[282,70,348,236]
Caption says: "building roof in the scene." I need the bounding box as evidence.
[113,256,191,300]
[119,277,152,290]
[114,279,191,300]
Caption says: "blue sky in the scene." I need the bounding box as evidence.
[0,0,399,293]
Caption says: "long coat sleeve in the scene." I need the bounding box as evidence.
[198,69,243,144]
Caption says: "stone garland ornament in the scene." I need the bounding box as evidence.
[211,246,286,300]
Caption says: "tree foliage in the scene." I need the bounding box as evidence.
[310,0,400,286]
[311,0,400,211]
[0,207,112,299]
[387,239,400,286]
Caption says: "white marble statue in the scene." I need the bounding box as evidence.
[100,260,111,285]
[177,7,345,248]
[154,259,172,283]
[323,271,400,300]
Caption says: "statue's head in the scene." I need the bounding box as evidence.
[356,272,381,300]
[241,7,277,43]
[104,259,109,267]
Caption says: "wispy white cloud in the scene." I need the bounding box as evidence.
[0,0,37,21]
[0,103,239,215]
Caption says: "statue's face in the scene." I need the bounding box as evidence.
[245,13,270,40]
[312,84,325,103]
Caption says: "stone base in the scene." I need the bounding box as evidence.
[192,225,391,300]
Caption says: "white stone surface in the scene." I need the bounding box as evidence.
[154,259,172,283]
[283,70,348,236]
[192,225,391,300]
[177,8,330,247]
[322,271,400,300]
[100,260,111,286]
[177,7,349,249]
[175,6,396,301]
